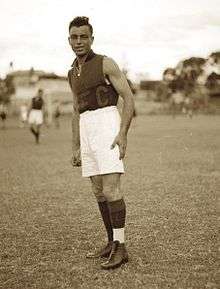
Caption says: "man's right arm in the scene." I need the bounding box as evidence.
[68,70,81,166]
[27,99,32,116]
[72,92,80,151]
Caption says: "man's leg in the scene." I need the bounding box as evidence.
[35,124,41,144]
[86,175,113,258]
[101,173,128,269]
[30,124,37,137]
[30,123,40,144]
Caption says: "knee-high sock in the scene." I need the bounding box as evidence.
[108,198,126,243]
[98,201,113,242]
[35,130,40,143]
[30,127,36,136]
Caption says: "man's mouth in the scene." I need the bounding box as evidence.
[75,47,84,51]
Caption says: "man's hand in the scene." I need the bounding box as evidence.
[71,149,81,167]
[111,133,127,160]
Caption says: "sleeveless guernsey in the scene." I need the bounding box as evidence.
[68,52,119,114]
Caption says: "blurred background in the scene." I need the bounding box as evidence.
[0,0,220,123]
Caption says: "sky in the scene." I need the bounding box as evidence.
[0,0,220,80]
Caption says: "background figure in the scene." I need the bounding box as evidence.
[168,74,185,118]
[53,102,61,128]
[170,90,184,118]
[19,102,28,128]
[28,89,44,144]
[0,103,7,129]
[182,96,193,118]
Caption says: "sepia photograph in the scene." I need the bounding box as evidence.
[0,0,219,288]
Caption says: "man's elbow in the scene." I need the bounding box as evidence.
[129,97,135,117]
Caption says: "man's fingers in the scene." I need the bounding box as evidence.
[119,145,126,160]
[111,139,117,149]
[70,157,81,167]
[71,158,76,167]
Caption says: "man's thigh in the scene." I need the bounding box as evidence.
[90,175,105,201]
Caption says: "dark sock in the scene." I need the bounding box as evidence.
[30,127,36,136]
[98,201,113,242]
[35,131,39,143]
[108,198,126,229]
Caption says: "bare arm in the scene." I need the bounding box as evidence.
[27,99,32,116]
[68,71,81,166]
[72,95,80,147]
[103,57,135,159]
[42,98,46,116]
[103,57,134,136]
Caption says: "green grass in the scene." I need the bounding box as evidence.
[0,115,219,289]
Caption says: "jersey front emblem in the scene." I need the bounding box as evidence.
[96,85,109,107]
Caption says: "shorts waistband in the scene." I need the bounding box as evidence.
[80,106,117,118]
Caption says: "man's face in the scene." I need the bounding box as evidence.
[38,90,43,97]
[68,25,94,57]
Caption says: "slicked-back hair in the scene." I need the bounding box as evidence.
[69,16,93,35]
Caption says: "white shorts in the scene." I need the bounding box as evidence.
[21,112,27,121]
[28,109,43,125]
[80,106,125,177]
[20,106,28,121]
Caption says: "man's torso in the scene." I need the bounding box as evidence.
[68,51,119,113]
[32,97,44,110]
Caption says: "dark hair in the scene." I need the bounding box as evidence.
[69,16,93,35]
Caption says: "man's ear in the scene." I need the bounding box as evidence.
[91,36,94,44]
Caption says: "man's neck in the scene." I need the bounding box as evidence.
[77,53,89,65]
[76,49,95,65]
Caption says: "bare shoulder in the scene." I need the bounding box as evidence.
[103,56,121,76]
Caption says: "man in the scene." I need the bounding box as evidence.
[0,103,7,129]
[28,89,44,144]
[53,101,61,129]
[68,17,134,270]
[19,102,28,128]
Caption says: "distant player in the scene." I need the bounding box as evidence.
[182,96,193,118]
[54,102,61,129]
[28,89,44,144]
[0,103,7,129]
[170,91,184,118]
[19,102,28,128]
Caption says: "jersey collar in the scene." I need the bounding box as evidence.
[71,49,96,67]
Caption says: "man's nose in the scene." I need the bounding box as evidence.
[76,36,81,44]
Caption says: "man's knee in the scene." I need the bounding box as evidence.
[92,186,106,202]
[103,186,122,202]
[102,173,123,201]
[102,180,122,202]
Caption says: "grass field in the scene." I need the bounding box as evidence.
[0,115,219,289]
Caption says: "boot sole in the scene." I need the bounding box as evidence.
[86,252,110,259]
[101,257,129,270]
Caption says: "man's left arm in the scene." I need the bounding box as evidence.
[103,57,135,159]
